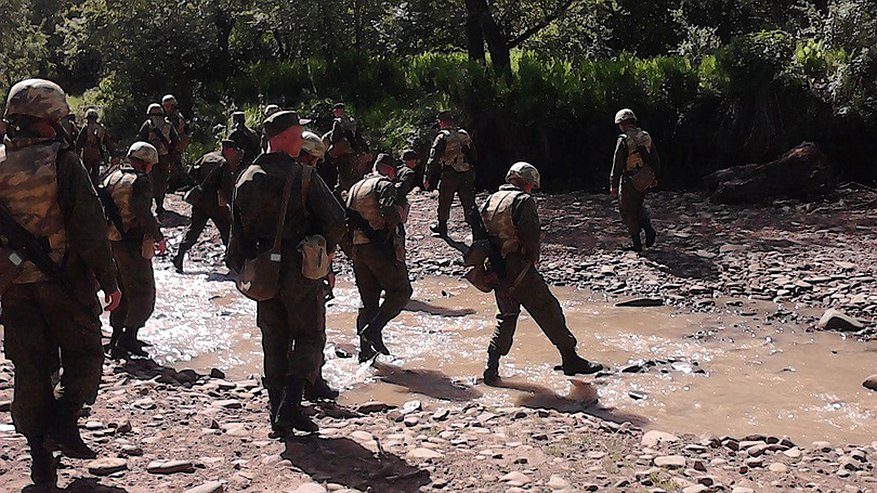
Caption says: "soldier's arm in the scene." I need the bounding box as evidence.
[376,180,402,226]
[218,165,235,206]
[132,176,164,241]
[305,167,347,253]
[226,187,248,272]
[330,120,345,144]
[137,121,150,141]
[650,142,662,178]
[56,151,119,294]
[425,134,446,188]
[74,128,87,153]
[513,196,541,264]
[610,136,626,191]
[463,134,477,166]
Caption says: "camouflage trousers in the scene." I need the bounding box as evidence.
[438,168,476,226]
[619,180,653,243]
[109,238,156,331]
[149,154,173,212]
[82,153,102,186]
[178,205,231,257]
[0,281,103,440]
[351,242,413,332]
[489,255,578,358]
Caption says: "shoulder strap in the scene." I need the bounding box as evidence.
[271,167,296,253]
[301,164,312,217]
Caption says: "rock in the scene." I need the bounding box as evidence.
[783,448,802,459]
[147,460,196,474]
[863,375,877,392]
[407,448,443,460]
[133,398,156,410]
[355,401,394,414]
[0,400,10,412]
[499,471,530,484]
[214,399,242,409]
[682,486,708,493]
[116,421,133,434]
[616,298,664,307]
[547,475,571,490]
[768,462,788,473]
[432,409,450,421]
[401,400,422,415]
[732,488,755,493]
[120,445,143,457]
[184,481,225,493]
[817,309,864,332]
[654,456,686,469]
[209,368,226,379]
[87,458,128,476]
[642,430,680,448]
[292,484,328,493]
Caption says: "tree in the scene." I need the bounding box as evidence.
[0,0,49,89]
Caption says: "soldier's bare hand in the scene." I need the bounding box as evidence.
[105,290,122,312]
[155,239,167,256]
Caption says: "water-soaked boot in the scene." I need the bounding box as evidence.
[643,222,657,248]
[358,336,377,363]
[273,379,318,436]
[359,311,393,356]
[172,252,185,274]
[429,222,447,238]
[28,439,58,489]
[559,350,604,376]
[45,403,96,459]
[304,376,339,401]
[483,354,501,387]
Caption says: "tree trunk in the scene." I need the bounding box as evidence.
[464,0,511,74]
[464,0,486,61]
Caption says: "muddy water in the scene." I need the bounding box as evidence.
[146,269,876,444]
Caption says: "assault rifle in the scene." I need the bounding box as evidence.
[0,202,72,290]
[346,208,397,260]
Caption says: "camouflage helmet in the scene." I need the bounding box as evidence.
[614,108,637,125]
[147,103,163,116]
[85,108,99,120]
[4,78,70,121]
[264,104,280,117]
[127,141,159,165]
[506,161,541,189]
[301,131,326,160]
[161,94,177,106]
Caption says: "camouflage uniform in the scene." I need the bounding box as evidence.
[0,80,118,484]
[610,125,661,251]
[227,119,262,168]
[227,153,346,426]
[101,164,163,353]
[137,113,178,213]
[425,127,477,232]
[176,151,235,261]
[329,114,369,193]
[346,172,412,359]
[165,108,192,191]
[74,119,110,183]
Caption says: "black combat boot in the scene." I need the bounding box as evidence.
[559,350,604,376]
[358,336,377,363]
[107,326,124,354]
[643,222,657,248]
[483,354,501,387]
[45,403,96,459]
[624,234,643,252]
[429,222,447,237]
[273,379,318,436]
[28,439,58,489]
[172,252,185,274]
[304,376,339,401]
[359,311,393,356]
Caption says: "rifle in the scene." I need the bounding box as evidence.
[346,208,397,259]
[96,184,128,241]
[0,202,72,290]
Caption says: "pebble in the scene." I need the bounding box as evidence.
[768,462,788,473]
[654,456,686,468]
[147,459,196,474]
[499,471,530,484]
[547,475,571,490]
[87,457,128,476]
[863,375,877,392]
[291,484,328,493]
[407,447,443,460]
[641,430,679,448]
[184,481,225,493]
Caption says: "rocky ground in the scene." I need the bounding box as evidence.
[1,184,876,493]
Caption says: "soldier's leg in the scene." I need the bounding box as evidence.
[619,184,645,251]
[640,200,656,247]
[433,171,456,235]
[284,281,326,429]
[117,243,156,352]
[352,246,382,360]
[108,242,130,353]
[362,252,412,354]
[484,286,521,385]
[210,208,232,246]
[257,298,293,426]
[174,207,210,272]
[457,169,478,227]
[150,155,172,213]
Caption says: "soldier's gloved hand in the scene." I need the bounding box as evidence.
[155,238,167,256]
[610,187,618,199]
[104,290,122,312]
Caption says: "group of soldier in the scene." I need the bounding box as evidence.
[0,77,661,489]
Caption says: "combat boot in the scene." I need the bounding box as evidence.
[429,222,447,238]
[28,439,58,490]
[359,311,393,356]
[107,326,124,354]
[172,252,185,274]
[483,354,501,387]
[624,235,643,252]
[45,403,96,459]
[273,379,318,436]
[643,223,657,248]
[358,336,377,363]
[304,376,339,401]
[559,350,604,376]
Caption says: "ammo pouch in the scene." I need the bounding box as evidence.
[0,246,24,296]
[299,235,330,280]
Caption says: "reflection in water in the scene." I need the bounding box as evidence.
[404,299,476,318]
[372,361,482,402]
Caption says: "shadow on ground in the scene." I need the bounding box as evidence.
[643,248,720,282]
[23,478,129,493]
[405,299,476,318]
[282,436,430,493]
[372,361,482,402]
[112,357,203,389]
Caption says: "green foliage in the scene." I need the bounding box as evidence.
[0,0,49,90]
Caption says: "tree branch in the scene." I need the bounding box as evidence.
[507,0,575,49]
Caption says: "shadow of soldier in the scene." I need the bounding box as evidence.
[404,299,477,318]
[643,248,720,282]
[23,478,129,493]
[281,436,431,493]
[112,357,203,389]
[372,361,482,402]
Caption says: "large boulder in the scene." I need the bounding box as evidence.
[704,142,835,204]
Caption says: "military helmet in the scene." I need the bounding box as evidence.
[86,108,99,120]
[4,78,70,121]
[301,131,326,159]
[264,104,281,117]
[614,108,637,125]
[506,161,541,189]
[162,94,177,106]
[127,141,159,165]
[147,103,163,116]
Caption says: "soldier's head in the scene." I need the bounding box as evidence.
[161,94,177,113]
[263,110,311,158]
[299,130,326,167]
[264,104,281,117]
[332,102,346,118]
[400,149,418,169]
[86,108,99,122]
[437,110,454,129]
[220,139,244,168]
[614,108,637,130]
[3,78,71,139]
[127,141,159,173]
[147,103,164,117]
[373,153,397,180]
[231,111,246,126]
[506,161,541,192]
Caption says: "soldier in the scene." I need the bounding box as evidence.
[328,102,371,194]
[172,139,243,274]
[610,109,660,252]
[260,104,281,151]
[298,130,327,168]
[162,94,192,191]
[481,162,603,386]
[346,154,412,361]
[74,108,110,183]
[227,111,262,168]
[102,142,167,357]
[227,111,347,435]
[137,102,178,215]
[0,79,121,488]
[395,148,419,224]
[424,110,477,238]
